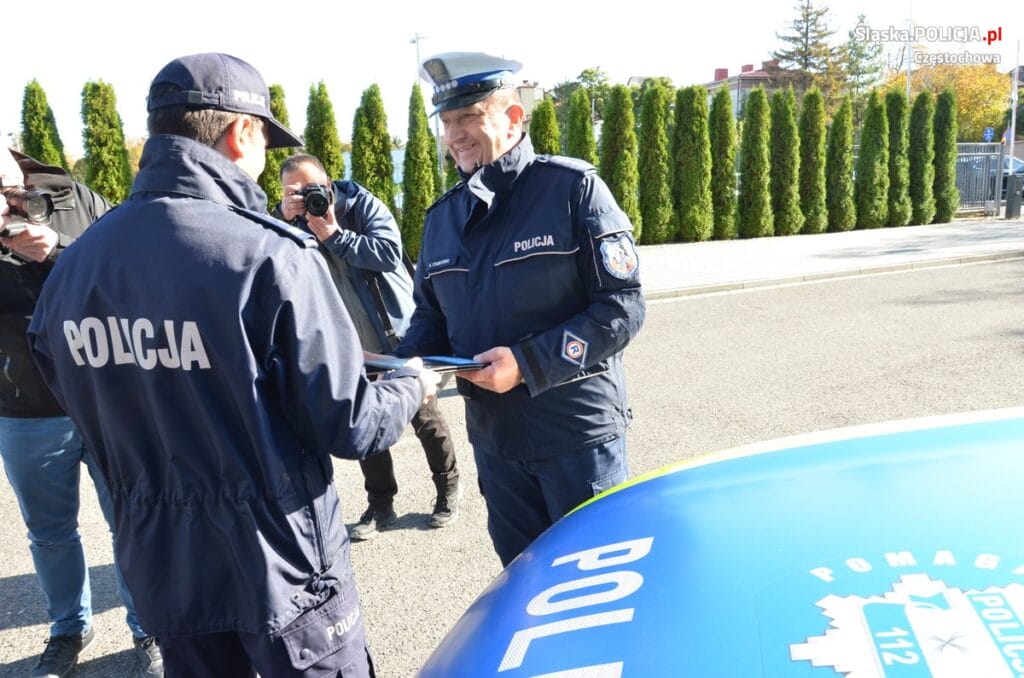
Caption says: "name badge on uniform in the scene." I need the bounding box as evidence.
[600,234,639,280]
[561,330,588,368]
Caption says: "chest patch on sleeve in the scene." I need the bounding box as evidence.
[561,330,588,367]
[600,234,639,280]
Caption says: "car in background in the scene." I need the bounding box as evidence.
[961,154,1024,200]
[420,408,1024,676]
[995,155,1024,199]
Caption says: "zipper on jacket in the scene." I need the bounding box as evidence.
[300,452,328,571]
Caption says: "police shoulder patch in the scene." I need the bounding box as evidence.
[231,206,317,249]
[561,330,588,368]
[600,234,639,280]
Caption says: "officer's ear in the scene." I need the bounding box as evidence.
[216,115,263,162]
[504,102,525,140]
[506,101,525,128]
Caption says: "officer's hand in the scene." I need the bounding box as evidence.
[0,222,59,262]
[281,182,307,222]
[460,346,524,394]
[306,206,339,243]
[402,356,442,402]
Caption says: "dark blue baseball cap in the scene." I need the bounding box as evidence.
[420,52,523,114]
[147,53,302,149]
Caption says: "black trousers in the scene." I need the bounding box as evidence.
[358,397,458,511]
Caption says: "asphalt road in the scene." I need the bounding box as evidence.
[1,258,1022,677]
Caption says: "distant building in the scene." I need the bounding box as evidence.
[703,60,785,118]
[517,81,544,121]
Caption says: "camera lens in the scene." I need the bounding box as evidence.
[301,185,332,218]
[305,192,330,217]
[3,188,54,223]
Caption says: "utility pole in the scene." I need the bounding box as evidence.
[905,2,912,101]
[410,33,445,178]
[1010,41,1020,177]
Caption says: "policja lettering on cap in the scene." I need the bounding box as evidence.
[146,52,303,149]
[420,52,523,114]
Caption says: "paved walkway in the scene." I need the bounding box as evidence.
[640,218,1024,299]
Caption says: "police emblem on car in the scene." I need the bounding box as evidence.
[600,235,638,280]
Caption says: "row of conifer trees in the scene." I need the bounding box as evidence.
[19,77,959,258]
[528,84,960,245]
[19,79,448,259]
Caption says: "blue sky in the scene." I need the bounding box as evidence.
[4,0,1018,158]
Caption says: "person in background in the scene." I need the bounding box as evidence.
[276,153,461,541]
[0,146,163,678]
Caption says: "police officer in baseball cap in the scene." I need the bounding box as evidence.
[29,52,439,676]
[396,51,645,566]
[146,52,302,149]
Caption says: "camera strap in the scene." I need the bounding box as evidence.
[340,206,411,351]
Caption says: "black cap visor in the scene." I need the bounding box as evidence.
[431,76,510,115]
[265,118,303,149]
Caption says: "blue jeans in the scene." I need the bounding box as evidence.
[473,436,629,567]
[0,415,144,638]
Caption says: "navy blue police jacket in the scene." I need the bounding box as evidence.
[397,136,645,460]
[27,135,424,637]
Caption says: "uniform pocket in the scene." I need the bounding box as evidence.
[588,443,629,497]
[279,583,365,672]
[424,255,470,317]
[494,249,580,330]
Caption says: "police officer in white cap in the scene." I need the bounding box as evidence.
[396,52,646,566]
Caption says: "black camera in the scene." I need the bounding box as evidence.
[1,187,54,236]
[297,184,333,218]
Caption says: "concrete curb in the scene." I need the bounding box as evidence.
[645,249,1024,301]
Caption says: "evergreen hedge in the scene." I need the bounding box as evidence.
[529,98,561,156]
[826,96,856,231]
[638,84,673,244]
[770,88,804,235]
[304,81,345,180]
[402,83,436,260]
[933,88,959,223]
[21,80,67,169]
[351,84,397,215]
[709,88,737,239]
[908,91,936,226]
[854,89,889,228]
[566,87,598,165]
[599,85,642,239]
[737,88,773,238]
[798,88,828,234]
[258,84,291,209]
[885,90,911,227]
[672,86,713,242]
[80,80,132,203]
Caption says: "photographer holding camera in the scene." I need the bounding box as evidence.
[0,147,163,677]
[276,153,461,540]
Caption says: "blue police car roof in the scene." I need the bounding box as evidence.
[421,407,1024,676]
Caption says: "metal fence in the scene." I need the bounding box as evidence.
[956,142,1003,213]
